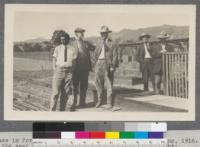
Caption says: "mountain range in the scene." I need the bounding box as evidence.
[14,25,189,52]
[87,25,189,44]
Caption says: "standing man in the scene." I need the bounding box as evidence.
[136,33,155,92]
[152,31,173,94]
[72,28,95,108]
[93,25,118,109]
[50,31,78,111]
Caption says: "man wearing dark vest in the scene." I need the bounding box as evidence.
[72,28,95,108]
[136,33,155,92]
[93,26,118,109]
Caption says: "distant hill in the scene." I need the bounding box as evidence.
[14,38,52,52]
[87,25,189,44]
[14,25,189,52]
[15,37,49,44]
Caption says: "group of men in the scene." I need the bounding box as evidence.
[136,31,173,94]
[50,25,173,112]
[50,26,119,111]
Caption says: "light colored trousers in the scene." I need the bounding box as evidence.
[50,67,73,111]
[95,60,114,105]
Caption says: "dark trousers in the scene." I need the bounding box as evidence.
[73,69,89,106]
[142,58,155,91]
[50,67,72,111]
[95,60,114,105]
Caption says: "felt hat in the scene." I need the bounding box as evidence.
[100,25,112,33]
[74,27,85,33]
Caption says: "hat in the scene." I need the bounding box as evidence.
[100,25,112,33]
[74,27,85,33]
[139,33,151,40]
[157,31,170,39]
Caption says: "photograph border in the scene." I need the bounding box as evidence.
[4,4,196,121]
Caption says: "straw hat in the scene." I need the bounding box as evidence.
[157,31,170,39]
[139,33,151,40]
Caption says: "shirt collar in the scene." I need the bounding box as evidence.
[161,43,166,46]
[59,44,65,47]
[101,38,109,43]
[76,38,84,42]
[144,42,149,48]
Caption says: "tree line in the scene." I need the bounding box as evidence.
[14,41,52,52]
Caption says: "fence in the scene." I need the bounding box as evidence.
[162,52,188,98]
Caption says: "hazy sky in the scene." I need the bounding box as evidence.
[13,5,194,41]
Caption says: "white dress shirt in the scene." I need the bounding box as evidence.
[144,43,151,58]
[98,43,105,60]
[53,44,77,67]
[161,44,167,52]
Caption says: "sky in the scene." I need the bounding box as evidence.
[13,5,194,41]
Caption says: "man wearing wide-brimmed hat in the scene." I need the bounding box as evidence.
[136,32,155,92]
[71,27,95,108]
[50,30,78,111]
[151,31,173,94]
[93,25,119,109]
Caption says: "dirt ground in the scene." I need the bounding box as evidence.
[13,53,186,112]
[13,69,185,112]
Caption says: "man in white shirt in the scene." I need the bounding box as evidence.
[50,31,78,111]
[136,33,155,92]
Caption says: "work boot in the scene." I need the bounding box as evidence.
[51,102,57,111]
[102,104,112,109]
[51,105,56,111]
[112,106,121,111]
[50,98,58,111]
[69,106,76,112]
[95,101,102,108]
[78,102,86,108]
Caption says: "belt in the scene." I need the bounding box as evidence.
[56,66,72,70]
